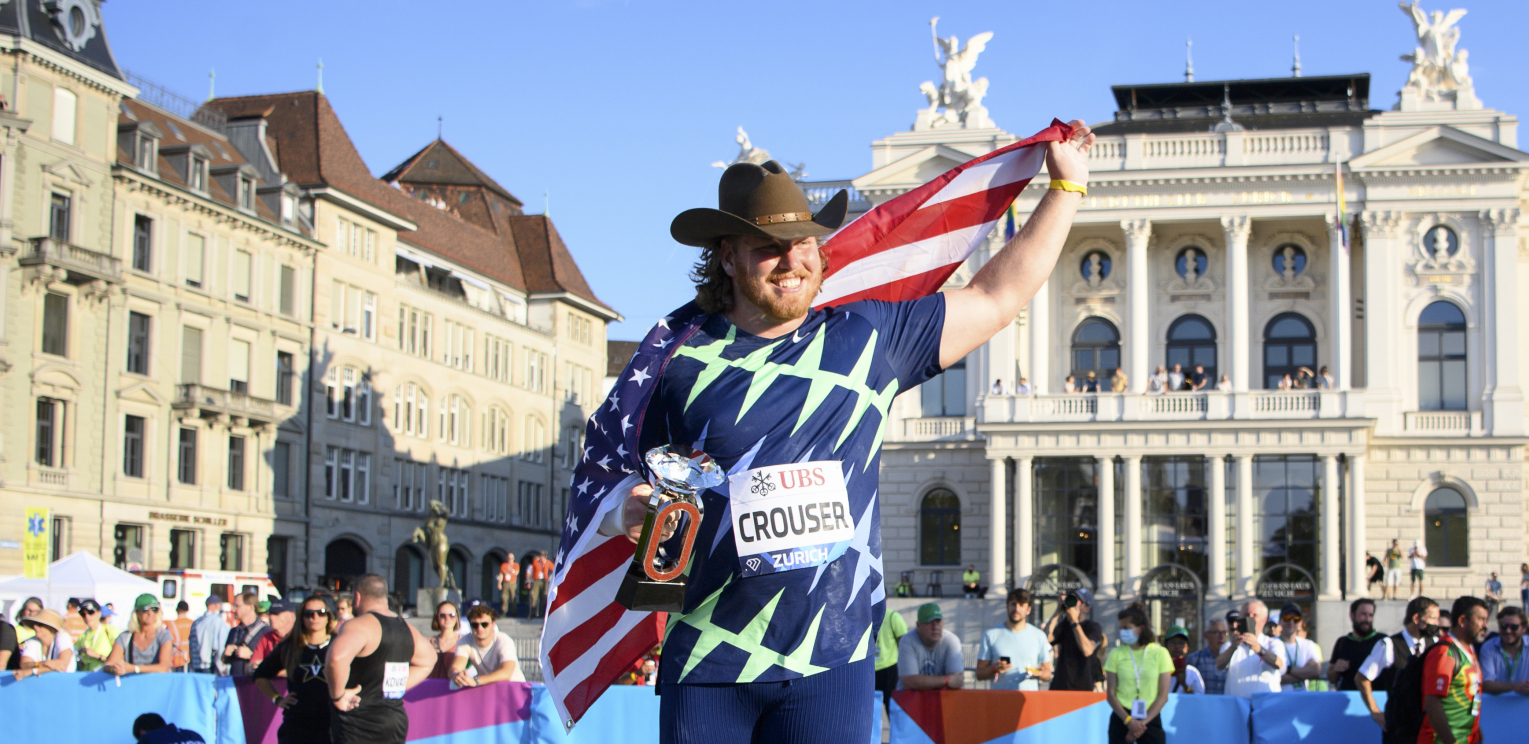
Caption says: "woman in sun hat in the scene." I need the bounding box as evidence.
[12,609,75,678]
[102,593,175,676]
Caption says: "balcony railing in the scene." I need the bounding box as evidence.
[1404,410,1480,435]
[797,179,872,215]
[895,416,976,441]
[173,383,277,424]
[980,390,1365,424]
[20,237,123,284]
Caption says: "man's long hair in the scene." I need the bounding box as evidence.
[690,238,831,315]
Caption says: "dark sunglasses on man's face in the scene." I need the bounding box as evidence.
[1502,623,1525,632]
[303,610,329,618]
[471,621,493,629]
[82,609,98,616]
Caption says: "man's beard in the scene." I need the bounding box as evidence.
[735,265,822,323]
[1354,620,1373,636]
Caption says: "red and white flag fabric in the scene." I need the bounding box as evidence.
[539,119,1073,729]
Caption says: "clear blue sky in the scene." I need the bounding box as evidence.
[105,1,1527,340]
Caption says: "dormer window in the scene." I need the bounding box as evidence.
[188,155,207,192]
[136,135,156,171]
[238,176,254,211]
[118,120,162,174]
[281,193,296,224]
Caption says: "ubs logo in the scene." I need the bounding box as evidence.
[751,471,776,496]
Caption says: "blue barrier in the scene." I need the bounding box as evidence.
[1250,691,1387,744]
[0,672,221,744]
[532,686,881,744]
[1480,693,1529,742]
[1160,693,1251,744]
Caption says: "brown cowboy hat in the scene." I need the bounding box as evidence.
[671,160,847,247]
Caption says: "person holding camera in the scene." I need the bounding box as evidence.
[1045,588,1104,691]
[976,589,1052,690]
[1216,600,1286,698]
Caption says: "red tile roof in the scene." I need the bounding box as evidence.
[204,91,612,314]
[382,139,523,207]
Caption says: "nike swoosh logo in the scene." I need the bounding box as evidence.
[793,329,808,343]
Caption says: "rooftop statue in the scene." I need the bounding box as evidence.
[916,17,995,130]
[1396,1,1479,110]
[711,126,805,177]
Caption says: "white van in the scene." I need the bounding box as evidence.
[134,570,282,610]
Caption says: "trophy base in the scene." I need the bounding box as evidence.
[615,565,687,613]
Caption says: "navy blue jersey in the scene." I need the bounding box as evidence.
[641,296,945,685]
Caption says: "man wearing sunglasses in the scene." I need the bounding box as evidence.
[1274,603,1320,692]
[450,605,524,688]
[1480,606,1529,695]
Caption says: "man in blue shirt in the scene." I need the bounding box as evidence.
[613,121,1096,744]
[1184,619,1229,695]
[976,588,1052,690]
[1480,605,1529,695]
[187,595,228,675]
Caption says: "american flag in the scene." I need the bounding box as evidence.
[539,119,1074,728]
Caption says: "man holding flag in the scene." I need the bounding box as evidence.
[542,118,1093,743]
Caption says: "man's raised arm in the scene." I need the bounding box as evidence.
[939,120,1093,369]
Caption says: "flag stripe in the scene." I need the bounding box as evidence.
[547,598,629,671]
[817,220,998,306]
[561,616,665,722]
[546,535,630,618]
[920,142,1047,208]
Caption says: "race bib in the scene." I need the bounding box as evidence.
[382,662,409,699]
[729,461,854,578]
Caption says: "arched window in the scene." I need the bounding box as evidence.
[394,544,423,604]
[325,538,367,583]
[447,548,469,591]
[1262,313,1317,389]
[1424,487,1468,567]
[920,489,962,565]
[1071,318,1121,381]
[1166,315,1217,384]
[1418,301,1467,411]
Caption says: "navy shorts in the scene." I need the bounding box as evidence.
[659,657,874,744]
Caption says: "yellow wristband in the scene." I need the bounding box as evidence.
[1049,179,1087,196]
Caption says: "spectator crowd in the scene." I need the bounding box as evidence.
[875,589,1522,744]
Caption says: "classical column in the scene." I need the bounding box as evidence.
[1321,454,1341,598]
[1326,214,1352,390]
[1222,216,1252,391]
[1015,456,1035,582]
[1482,209,1525,435]
[1097,456,1116,597]
[1123,219,1152,393]
[1360,211,1405,418]
[989,456,1007,589]
[1235,454,1255,596]
[1208,454,1228,598]
[1348,454,1368,597]
[1124,455,1143,596]
[1028,280,1050,395]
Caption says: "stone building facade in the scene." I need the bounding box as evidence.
[802,15,1528,650]
[0,5,619,610]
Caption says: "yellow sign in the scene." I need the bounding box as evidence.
[22,507,50,579]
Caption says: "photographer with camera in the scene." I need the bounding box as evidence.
[1045,588,1104,691]
[1216,600,1286,698]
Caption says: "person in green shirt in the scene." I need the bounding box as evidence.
[962,565,982,598]
[1103,604,1172,744]
[874,606,908,717]
[73,599,116,672]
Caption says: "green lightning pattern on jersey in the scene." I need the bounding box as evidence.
[669,582,876,683]
[672,324,901,465]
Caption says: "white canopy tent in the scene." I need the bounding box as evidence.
[0,551,157,623]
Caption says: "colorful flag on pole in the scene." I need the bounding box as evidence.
[1335,161,1348,252]
[23,507,50,579]
[539,119,1075,729]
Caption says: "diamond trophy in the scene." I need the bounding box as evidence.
[614,446,725,613]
